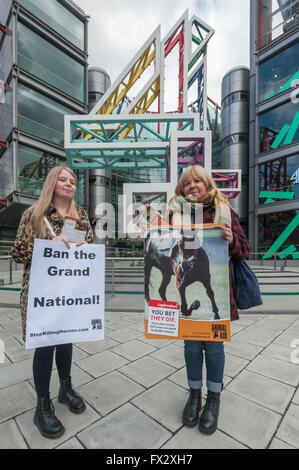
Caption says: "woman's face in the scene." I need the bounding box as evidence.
[182,173,207,198]
[54,169,77,200]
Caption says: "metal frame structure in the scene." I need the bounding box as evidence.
[64,10,242,220]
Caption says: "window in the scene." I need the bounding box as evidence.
[222,91,249,109]
[259,101,299,154]
[18,0,85,50]
[259,154,299,200]
[18,84,75,146]
[0,142,13,199]
[222,133,248,148]
[18,22,85,102]
[259,41,299,102]
[18,144,86,205]
[258,210,299,256]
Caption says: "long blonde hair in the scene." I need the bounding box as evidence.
[170,164,235,209]
[32,165,79,238]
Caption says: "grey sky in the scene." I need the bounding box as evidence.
[76,0,250,106]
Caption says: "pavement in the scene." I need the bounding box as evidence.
[0,265,299,449]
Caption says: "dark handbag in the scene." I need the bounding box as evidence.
[231,259,263,310]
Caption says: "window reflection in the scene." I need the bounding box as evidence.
[18,0,85,50]
[18,84,75,146]
[260,41,299,101]
[18,144,86,205]
[18,23,85,102]
[259,101,299,153]
[259,154,299,200]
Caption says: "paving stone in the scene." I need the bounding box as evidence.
[75,338,120,355]
[224,353,249,378]
[78,403,171,449]
[163,426,247,449]
[138,337,176,348]
[78,371,144,416]
[106,327,143,343]
[76,350,128,378]
[16,400,100,449]
[132,380,186,432]
[275,327,299,347]
[233,328,277,347]
[3,336,34,363]
[56,437,85,449]
[276,403,299,449]
[119,356,176,388]
[0,420,28,449]
[224,340,262,361]
[261,342,296,363]
[111,339,157,361]
[292,388,299,405]
[269,438,296,449]
[150,344,185,369]
[247,355,299,386]
[218,390,281,449]
[0,382,36,423]
[0,358,33,389]
[226,370,294,414]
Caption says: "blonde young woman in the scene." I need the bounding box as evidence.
[12,165,94,439]
[169,165,250,435]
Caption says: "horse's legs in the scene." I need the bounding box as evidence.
[158,272,172,301]
[202,278,220,320]
[144,259,152,303]
[179,285,190,316]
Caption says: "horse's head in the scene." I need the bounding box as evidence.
[179,230,202,258]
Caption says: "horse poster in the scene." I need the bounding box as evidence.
[144,224,231,342]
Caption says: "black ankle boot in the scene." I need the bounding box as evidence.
[182,388,202,427]
[58,376,86,414]
[34,396,65,439]
[198,390,221,435]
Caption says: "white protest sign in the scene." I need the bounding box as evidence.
[148,300,180,337]
[26,240,105,349]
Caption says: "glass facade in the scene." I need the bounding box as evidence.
[0,16,13,85]
[18,144,86,205]
[0,142,13,199]
[18,84,75,146]
[18,22,85,102]
[17,0,85,50]
[0,77,13,142]
[259,154,299,200]
[259,101,299,153]
[258,210,299,255]
[260,41,299,101]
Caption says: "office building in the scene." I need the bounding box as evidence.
[249,0,299,257]
[0,0,89,240]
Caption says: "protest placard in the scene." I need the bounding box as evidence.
[144,224,231,342]
[25,240,105,349]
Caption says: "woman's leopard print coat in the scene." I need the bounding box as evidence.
[11,204,95,342]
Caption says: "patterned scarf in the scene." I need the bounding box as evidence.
[170,188,232,226]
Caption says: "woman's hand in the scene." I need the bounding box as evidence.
[221,224,234,246]
[76,241,87,247]
[52,235,71,249]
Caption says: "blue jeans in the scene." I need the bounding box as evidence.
[184,341,225,393]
